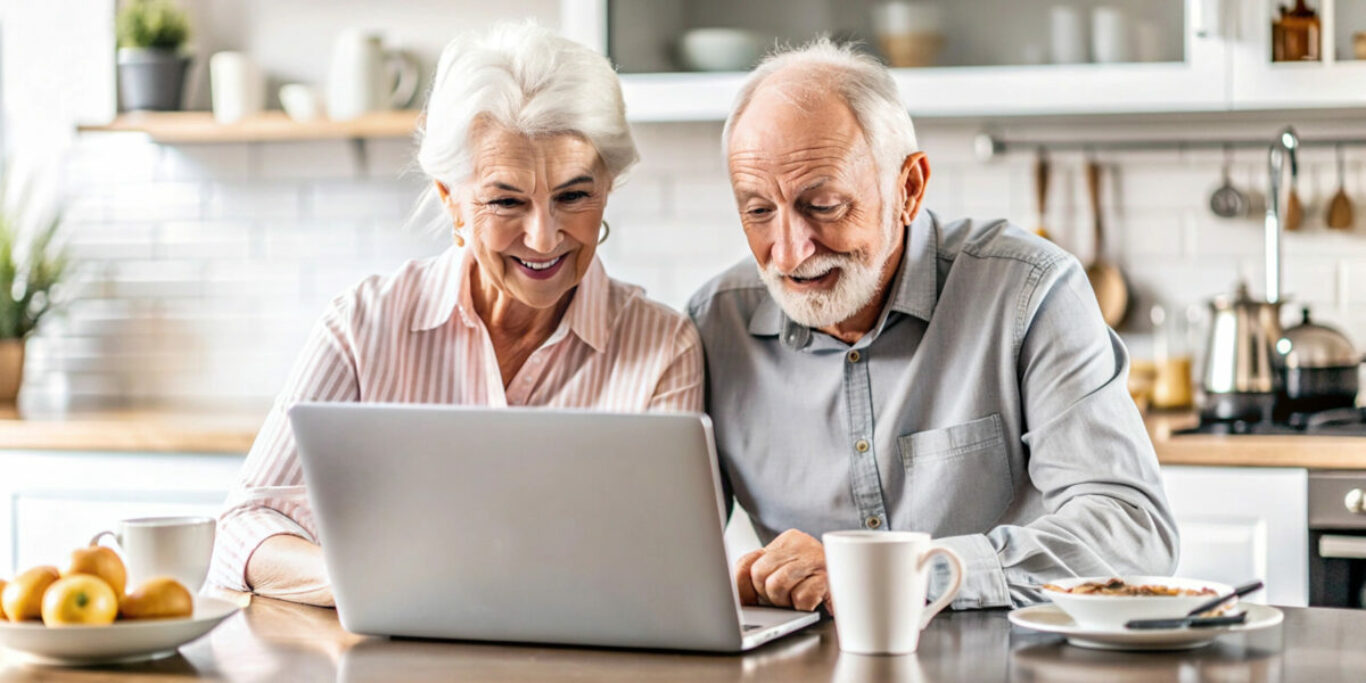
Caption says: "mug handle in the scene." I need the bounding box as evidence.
[90,530,120,548]
[917,545,964,630]
[386,51,420,109]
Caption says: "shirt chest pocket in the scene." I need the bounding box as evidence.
[897,413,1014,537]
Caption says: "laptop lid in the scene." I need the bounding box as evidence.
[289,403,747,651]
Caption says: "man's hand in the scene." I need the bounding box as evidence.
[734,529,831,613]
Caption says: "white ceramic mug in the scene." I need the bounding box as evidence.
[209,51,264,124]
[1091,6,1132,64]
[1049,5,1088,64]
[824,530,964,655]
[328,29,420,121]
[91,516,216,593]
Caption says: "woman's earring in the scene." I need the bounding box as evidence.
[599,220,611,245]
[453,226,466,248]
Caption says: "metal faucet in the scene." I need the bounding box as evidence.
[1265,127,1299,304]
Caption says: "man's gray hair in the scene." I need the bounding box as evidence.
[417,21,639,189]
[723,39,919,214]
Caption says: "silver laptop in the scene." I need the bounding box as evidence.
[288,403,819,652]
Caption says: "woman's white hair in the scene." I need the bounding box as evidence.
[723,38,919,227]
[415,21,638,210]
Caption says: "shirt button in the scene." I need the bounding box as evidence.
[847,350,861,363]
[855,439,870,453]
[865,516,882,529]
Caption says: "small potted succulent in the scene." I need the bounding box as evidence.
[0,192,68,405]
[115,0,192,111]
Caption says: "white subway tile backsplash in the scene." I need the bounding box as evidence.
[159,221,255,260]
[157,144,252,182]
[253,141,359,181]
[306,180,416,221]
[208,182,304,219]
[97,182,205,222]
[30,117,1366,406]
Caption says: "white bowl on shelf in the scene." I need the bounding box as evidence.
[676,28,766,72]
[1042,576,1235,630]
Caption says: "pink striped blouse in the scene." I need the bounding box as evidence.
[209,245,704,591]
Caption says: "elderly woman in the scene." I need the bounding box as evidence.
[208,23,703,606]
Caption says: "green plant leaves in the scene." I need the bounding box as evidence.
[116,0,190,51]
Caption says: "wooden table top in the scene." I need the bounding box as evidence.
[5,597,1366,681]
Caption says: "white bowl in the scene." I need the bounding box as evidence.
[677,28,766,72]
[0,595,240,664]
[1041,576,1234,631]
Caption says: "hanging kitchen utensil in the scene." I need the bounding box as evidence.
[1033,147,1051,240]
[1327,143,1354,230]
[1084,159,1129,328]
[1209,144,1248,219]
[1284,161,1304,232]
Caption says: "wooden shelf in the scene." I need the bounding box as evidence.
[77,110,421,143]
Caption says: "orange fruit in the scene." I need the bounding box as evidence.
[41,574,118,626]
[120,576,193,620]
[66,545,127,597]
[2,566,60,622]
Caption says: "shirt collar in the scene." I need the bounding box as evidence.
[747,210,941,344]
[410,246,614,353]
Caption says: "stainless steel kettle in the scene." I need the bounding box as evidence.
[1199,128,1299,422]
[1201,282,1284,422]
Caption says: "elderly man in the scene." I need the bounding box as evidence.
[687,40,1178,612]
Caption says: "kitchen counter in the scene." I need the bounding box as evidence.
[3,404,1365,469]
[9,596,1364,681]
[0,406,263,454]
[1145,411,1366,469]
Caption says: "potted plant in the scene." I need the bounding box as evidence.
[0,193,68,405]
[115,0,192,111]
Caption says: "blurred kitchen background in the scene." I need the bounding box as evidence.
[5,0,1366,606]
[0,0,1362,415]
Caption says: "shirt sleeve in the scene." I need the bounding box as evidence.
[209,296,361,592]
[647,319,705,413]
[932,257,1179,609]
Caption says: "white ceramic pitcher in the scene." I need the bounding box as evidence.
[327,29,419,121]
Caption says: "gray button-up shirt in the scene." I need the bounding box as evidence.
[687,210,1178,609]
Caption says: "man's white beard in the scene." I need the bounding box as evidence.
[759,224,898,330]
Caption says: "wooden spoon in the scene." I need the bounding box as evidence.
[1033,147,1051,240]
[1327,143,1354,230]
[1285,165,1304,232]
[1085,160,1128,328]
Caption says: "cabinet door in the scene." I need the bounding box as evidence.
[1230,0,1366,108]
[567,0,1231,121]
[1160,465,1308,606]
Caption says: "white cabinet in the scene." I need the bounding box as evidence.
[561,0,1366,120]
[0,450,244,575]
[1230,0,1366,109]
[1161,465,1308,606]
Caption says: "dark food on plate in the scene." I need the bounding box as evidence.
[1042,578,1217,597]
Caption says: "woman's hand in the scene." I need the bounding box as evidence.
[245,534,336,607]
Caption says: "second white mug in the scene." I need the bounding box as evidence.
[824,530,964,655]
[91,516,216,593]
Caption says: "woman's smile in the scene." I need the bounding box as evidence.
[510,252,569,280]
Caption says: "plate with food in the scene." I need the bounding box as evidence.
[0,543,241,664]
[1008,576,1282,651]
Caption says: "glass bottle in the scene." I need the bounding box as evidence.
[1152,304,1194,410]
[1272,0,1322,62]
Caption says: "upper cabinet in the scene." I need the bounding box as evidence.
[1230,0,1366,109]
[560,0,1366,120]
